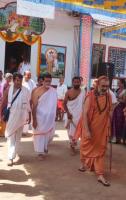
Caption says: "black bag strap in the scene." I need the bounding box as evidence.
[10,88,22,107]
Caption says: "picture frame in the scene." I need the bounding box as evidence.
[40,44,66,78]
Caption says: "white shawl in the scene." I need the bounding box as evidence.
[34,87,57,135]
[5,85,31,137]
[66,91,85,138]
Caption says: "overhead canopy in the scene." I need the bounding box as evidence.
[102,23,126,41]
[0,1,126,17]
[1,1,126,28]
[55,0,126,19]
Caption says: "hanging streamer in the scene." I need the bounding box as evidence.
[0,32,40,45]
[102,23,126,41]
[55,0,126,19]
[0,31,42,75]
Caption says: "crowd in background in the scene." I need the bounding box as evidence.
[0,67,126,187]
[0,62,126,140]
[0,69,126,144]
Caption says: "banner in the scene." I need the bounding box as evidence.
[17,0,55,19]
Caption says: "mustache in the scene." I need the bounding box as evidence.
[101,89,107,92]
[74,85,80,89]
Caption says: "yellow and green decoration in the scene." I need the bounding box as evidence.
[55,1,126,41]
[55,0,126,18]
[102,23,126,41]
[1,0,126,41]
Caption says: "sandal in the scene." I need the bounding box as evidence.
[78,167,86,172]
[98,179,110,187]
[7,159,13,166]
[38,154,45,161]
[44,149,48,154]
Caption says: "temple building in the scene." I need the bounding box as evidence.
[1,1,126,87]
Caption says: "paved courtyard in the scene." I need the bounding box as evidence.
[0,122,126,200]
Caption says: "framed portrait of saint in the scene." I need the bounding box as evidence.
[40,44,66,78]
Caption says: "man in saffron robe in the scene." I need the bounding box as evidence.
[77,76,112,186]
[32,73,57,160]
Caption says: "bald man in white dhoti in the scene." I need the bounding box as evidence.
[22,71,36,94]
[32,73,57,160]
[22,71,36,135]
[64,77,85,153]
[4,73,31,166]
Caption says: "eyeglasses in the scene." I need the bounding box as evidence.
[101,85,109,88]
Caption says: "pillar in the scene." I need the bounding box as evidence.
[79,15,93,88]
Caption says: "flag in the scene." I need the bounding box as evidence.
[17,0,55,19]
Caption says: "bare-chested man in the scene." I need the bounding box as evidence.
[31,73,57,160]
[64,76,85,154]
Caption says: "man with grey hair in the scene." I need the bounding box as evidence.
[22,71,36,94]
[22,71,36,135]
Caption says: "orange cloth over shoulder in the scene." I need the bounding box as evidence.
[74,90,95,141]
[74,89,112,174]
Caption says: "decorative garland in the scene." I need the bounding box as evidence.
[0,31,42,76]
[21,34,40,46]
[0,32,39,46]
[0,32,19,42]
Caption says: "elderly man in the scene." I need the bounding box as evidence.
[76,76,112,186]
[22,71,36,135]
[22,71,36,94]
[32,73,57,160]
[4,73,31,166]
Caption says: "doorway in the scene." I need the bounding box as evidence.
[5,41,31,74]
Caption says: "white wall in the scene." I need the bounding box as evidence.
[0,10,79,86]
[42,10,80,86]
[30,42,38,81]
[93,26,126,62]
[0,38,5,73]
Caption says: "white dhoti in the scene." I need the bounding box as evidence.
[22,79,35,134]
[66,91,85,143]
[7,127,23,160]
[33,87,57,154]
[5,85,31,160]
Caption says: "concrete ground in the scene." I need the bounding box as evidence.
[0,122,126,200]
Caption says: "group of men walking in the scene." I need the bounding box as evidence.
[0,71,120,187]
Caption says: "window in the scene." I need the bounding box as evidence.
[91,43,106,78]
[108,47,126,77]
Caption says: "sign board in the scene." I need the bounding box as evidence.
[17,0,55,19]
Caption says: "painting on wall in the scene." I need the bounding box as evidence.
[0,3,45,36]
[40,44,66,78]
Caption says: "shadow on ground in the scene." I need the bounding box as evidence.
[0,137,126,199]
